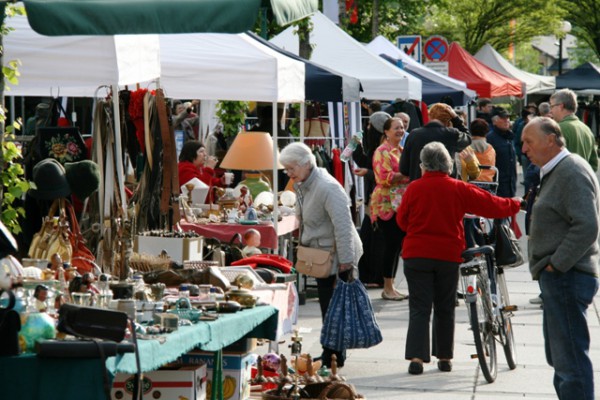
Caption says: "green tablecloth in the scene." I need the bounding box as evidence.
[0,306,278,400]
[108,305,278,373]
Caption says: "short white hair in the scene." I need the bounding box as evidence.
[279,142,317,168]
[420,142,453,174]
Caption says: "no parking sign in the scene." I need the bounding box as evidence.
[424,36,449,62]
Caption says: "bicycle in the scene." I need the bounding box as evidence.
[460,170,518,383]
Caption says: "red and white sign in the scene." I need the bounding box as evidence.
[423,36,449,62]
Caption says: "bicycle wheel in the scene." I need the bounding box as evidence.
[469,273,497,383]
[496,269,517,369]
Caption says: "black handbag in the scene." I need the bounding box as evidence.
[0,289,21,356]
[57,304,128,342]
[494,220,524,269]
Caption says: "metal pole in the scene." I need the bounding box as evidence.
[558,37,563,75]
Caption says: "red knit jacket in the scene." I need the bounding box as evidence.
[178,161,221,203]
[397,171,520,263]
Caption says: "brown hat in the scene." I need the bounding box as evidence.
[428,103,454,125]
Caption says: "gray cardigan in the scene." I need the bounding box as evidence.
[294,167,362,274]
[528,154,600,279]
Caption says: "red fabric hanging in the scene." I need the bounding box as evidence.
[346,0,358,24]
[332,148,344,186]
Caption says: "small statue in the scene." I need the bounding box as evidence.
[238,185,253,213]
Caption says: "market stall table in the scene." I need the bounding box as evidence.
[180,214,298,251]
[0,306,278,400]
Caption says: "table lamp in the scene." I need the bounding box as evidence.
[220,132,283,199]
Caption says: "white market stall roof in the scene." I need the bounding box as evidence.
[475,44,555,95]
[365,36,476,103]
[3,15,161,97]
[270,11,422,101]
[159,33,305,102]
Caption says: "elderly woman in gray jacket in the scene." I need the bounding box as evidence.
[280,142,362,368]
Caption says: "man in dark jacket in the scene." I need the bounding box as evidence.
[487,108,517,198]
[400,103,471,181]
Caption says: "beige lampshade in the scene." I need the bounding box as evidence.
[220,132,283,170]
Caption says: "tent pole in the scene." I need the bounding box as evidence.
[112,84,127,220]
[272,101,279,252]
[300,103,305,140]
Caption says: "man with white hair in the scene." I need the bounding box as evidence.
[550,89,598,171]
[522,117,599,400]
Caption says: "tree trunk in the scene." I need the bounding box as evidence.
[372,0,380,40]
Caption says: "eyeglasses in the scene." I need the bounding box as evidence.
[550,103,561,109]
[283,165,299,174]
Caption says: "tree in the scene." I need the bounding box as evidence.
[421,0,564,55]
[342,0,437,43]
[559,0,600,61]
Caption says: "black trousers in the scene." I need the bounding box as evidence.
[357,216,383,285]
[404,258,459,362]
[316,269,351,367]
[374,216,405,279]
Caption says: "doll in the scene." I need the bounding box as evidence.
[242,228,262,257]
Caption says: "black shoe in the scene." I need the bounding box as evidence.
[437,360,452,372]
[408,361,423,375]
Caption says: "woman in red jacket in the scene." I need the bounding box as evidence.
[178,141,223,203]
[396,141,522,375]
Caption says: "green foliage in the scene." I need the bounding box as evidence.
[343,0,439,43]
[559,0,600,61]
[1,121,30,234]
[215,101,249,138]
[420,0,564,54]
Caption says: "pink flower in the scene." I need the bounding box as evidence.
[67,142,80,155]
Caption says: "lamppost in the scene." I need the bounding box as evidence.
[558,20,572,75]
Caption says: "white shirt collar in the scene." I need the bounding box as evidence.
[540,148,570,180]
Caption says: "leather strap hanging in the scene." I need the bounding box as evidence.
[155,89,180,227]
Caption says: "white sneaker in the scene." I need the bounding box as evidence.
[529,295,543,304]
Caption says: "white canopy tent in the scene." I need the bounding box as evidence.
[474,44,555,95]
[158,33,305,103]
[271,11,422,101]
[4,15,161,97]
[365,36,476,103]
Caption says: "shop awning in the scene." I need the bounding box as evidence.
[21,0,317,36]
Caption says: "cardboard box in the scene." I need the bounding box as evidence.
[135,236,204,263]
[179,351,254,400]
[223,338,257,353]
[112,363,207,400]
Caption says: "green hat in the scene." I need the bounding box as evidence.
[29,158,71,200]
[65,160,101,199]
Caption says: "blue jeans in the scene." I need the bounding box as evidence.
[539,268,599,400]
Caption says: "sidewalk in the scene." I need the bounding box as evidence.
[288,261,599,399]
[266,176,600,399]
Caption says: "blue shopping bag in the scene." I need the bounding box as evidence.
[320,276,383,352]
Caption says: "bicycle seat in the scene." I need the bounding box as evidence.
[462,245,494,261]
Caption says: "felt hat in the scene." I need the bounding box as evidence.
[369,111,392,133]
[492,107,510,118]
[29,158,71,200]
[64,160,101,199]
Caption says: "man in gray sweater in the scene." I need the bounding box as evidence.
[521,117,599,400]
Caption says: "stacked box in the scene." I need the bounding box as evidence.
[179,351,254,400]
[112,363,207,400]
[135,236,204,263]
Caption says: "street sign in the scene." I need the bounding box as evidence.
[424,61,449,76]
[397,35,422,63]
[423,36,449,62]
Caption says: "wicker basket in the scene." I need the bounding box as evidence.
[262,382,364,400]
[183,260,219,270]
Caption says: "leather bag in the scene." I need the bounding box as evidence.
[320,275,382,351]
[65,201,98,275]
[295,245,334,278]
[28,199,73,262]
[494,220,524,269]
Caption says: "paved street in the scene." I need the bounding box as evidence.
[277,175,600,399]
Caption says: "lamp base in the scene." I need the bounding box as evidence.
[239,173,271,199]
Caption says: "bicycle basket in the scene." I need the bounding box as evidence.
[470,180,498,195]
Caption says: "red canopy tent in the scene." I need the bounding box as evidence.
[447,42,523,98]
